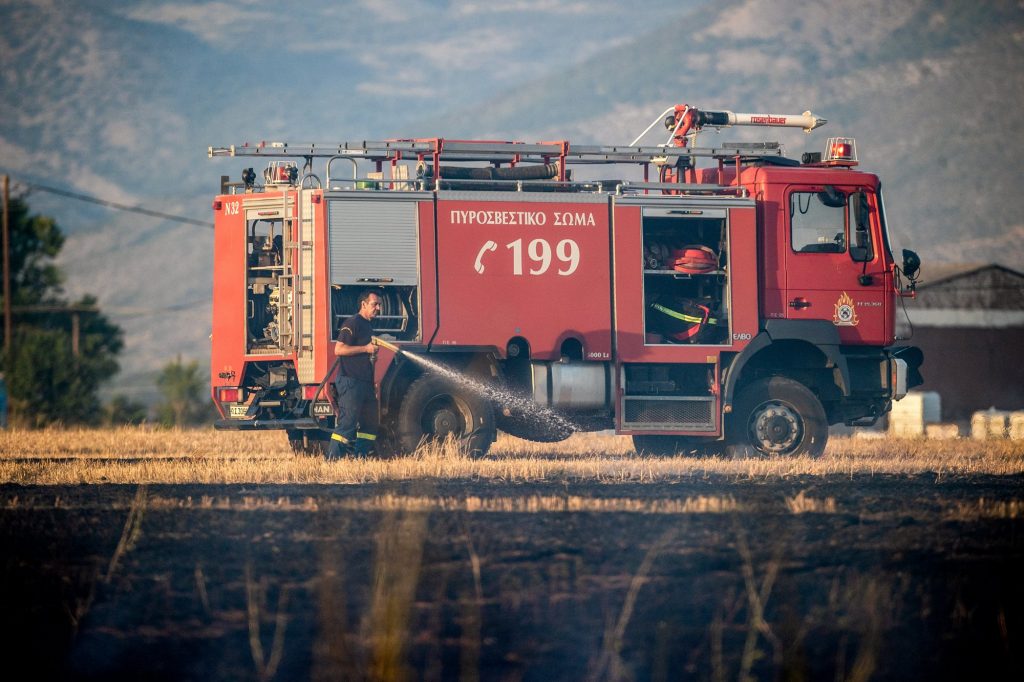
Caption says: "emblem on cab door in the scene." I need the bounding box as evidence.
[833,291,859,327]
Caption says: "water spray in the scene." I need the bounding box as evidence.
[372,336,579,437]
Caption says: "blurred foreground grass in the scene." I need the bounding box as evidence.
[1,427,1023,484]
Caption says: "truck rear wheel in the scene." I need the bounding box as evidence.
[395,375,496,457]
[287,429,330,457]
[726,376,827,458]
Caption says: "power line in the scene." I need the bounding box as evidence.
[104,300,212,318]
[12,177,212,228]
[11,299,210,318]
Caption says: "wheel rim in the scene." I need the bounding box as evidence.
[748,400,803,455]
[420,395,469,439]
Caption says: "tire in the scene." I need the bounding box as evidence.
[395,375,496,457]
[287,429,330,457]
[726,376,828,458]
[632,434,720,457]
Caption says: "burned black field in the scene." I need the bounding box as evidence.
[2,473,1022,681]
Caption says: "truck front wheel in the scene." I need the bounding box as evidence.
[726,376,827,458]
[395,375,496,457]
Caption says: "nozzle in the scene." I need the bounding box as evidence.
[371,336,401,353]
[803,111,827,132]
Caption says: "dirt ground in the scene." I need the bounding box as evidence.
[1,474,1022,681]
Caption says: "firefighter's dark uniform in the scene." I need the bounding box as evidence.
[327,314,378,458]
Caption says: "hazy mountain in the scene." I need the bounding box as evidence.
[1,0,1021,403]
[426,0,1024,264]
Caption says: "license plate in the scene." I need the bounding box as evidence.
[228,404,248,418]
[312,402,333,416]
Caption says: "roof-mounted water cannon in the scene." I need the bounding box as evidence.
[631,104,828,149]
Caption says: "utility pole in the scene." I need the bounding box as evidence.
[71,312,80,357]
[2,174,11,361]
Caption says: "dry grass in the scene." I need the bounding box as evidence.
[785,490,838,514]
[1,427,1023,486]
[1,491,744,515]
[946,497,1024,520]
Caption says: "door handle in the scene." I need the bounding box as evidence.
[789,297,811,310]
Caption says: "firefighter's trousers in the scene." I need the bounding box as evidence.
[328,376,378,458]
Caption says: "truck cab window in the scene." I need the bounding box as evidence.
[790,190,846,253]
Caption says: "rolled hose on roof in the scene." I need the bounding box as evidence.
[417,162,559,181]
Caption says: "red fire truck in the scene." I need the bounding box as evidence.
[207,104,923,457]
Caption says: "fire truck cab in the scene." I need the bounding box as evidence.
[208,106,923,457]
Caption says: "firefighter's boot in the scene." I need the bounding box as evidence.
[326,433,354,459]
[354,431,376,457]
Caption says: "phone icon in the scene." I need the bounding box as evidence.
[474,240,498,273]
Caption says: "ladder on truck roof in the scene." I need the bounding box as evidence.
[209,139,785,197]
[209,104,828,196]
[208,139,782,164]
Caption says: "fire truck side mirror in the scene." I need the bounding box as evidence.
[850,246,870,262]
[853,192,869,230]
[851,192,871,262]
[902,249,921,280]
[817,185,846,208]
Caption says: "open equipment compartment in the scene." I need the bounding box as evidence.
[641,207,730,346]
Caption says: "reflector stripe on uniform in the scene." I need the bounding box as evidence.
[356,432,377,441]
[331,433,350,443]
[651,303,718,326]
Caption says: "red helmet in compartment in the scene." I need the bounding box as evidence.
[671,245,717,274]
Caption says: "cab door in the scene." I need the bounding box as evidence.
[783,185,888,345]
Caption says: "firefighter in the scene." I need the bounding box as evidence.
[327,290,381,458]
